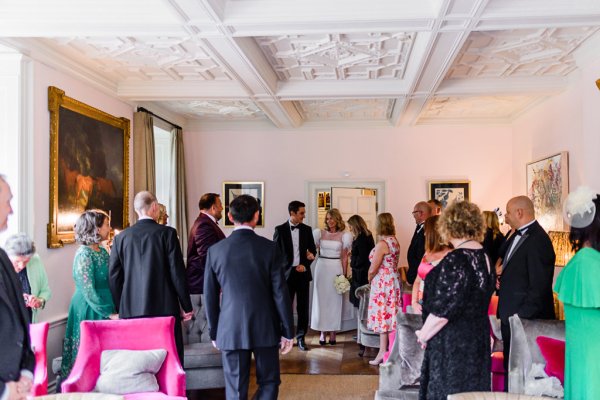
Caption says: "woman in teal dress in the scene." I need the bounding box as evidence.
[554,186,600,400]
[61,210,117,379]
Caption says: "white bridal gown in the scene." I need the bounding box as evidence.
[310,229,353,331]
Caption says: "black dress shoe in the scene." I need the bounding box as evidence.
[298,337,309,351]
[358,344,365,357]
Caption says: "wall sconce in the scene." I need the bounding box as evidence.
[548,231,575,267]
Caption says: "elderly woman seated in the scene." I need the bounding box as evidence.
[4,233,52,323]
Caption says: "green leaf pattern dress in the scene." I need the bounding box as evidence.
[60,245,115,378]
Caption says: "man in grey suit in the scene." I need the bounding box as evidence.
[204,194,293,400]
[0,175,34,400]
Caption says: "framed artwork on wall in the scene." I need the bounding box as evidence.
[47,86,130,248]
[222,181,265,227]
[428,180,471,208]
[526,151,569,232]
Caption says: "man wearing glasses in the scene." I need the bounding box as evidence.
[406,201,432,285]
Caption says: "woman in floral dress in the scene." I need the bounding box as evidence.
[367,212,402,365]
[61,210,118,379]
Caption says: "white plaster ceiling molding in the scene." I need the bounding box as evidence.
[446,27,600,79]
[40,36,232,81]
[298,99,393,120]
[162,100,266,120]
[417,95,543,124]
[255,32,415,81]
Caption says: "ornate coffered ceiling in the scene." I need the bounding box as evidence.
[1,0,600,128]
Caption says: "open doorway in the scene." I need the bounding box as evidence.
[305,181,385,331]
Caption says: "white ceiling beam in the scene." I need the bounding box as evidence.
[436,76,567,96]
[276,80,412,100]
[117,80,247,100]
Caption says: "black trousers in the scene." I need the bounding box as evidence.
[286,271,309,338]
[221,346,280,400]
[500,320,511,392]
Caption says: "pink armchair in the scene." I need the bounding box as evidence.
[61,317,186,400]
[30,322,49,396]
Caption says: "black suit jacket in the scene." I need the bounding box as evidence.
[273,221,316,281]
[497,221,556,322]
[109,219,193,318]
[0,248,34,395]
[186,213,226,294]
[406,224,425,285]
[204,229,293,350]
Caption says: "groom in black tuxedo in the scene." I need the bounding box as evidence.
[205,194,293,400]
[497,195,556,390]
[273,200,316,351]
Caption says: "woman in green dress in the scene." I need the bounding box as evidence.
[554,186,600,400]
[61,210,117,379]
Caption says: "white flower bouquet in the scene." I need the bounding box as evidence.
[334,274,351,295]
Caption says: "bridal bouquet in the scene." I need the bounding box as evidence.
[334,274,351,295]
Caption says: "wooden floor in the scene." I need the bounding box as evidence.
[187,330,379,400]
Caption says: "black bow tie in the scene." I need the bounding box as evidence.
[291,225,300,231]
[514,228,526,237]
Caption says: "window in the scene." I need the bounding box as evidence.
[153,125,173,224]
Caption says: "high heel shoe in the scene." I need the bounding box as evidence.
[329,339,337,345]
[369,355,384,365]
[319,339,326,346]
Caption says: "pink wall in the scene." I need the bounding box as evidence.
[512,57,600,195]
[183,123,513,264]
[31,61,134,322]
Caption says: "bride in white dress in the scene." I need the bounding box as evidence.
[310,208,353,345]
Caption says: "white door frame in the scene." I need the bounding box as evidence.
[305,180,386,228]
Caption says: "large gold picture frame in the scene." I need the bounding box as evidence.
[222,181,264,227]
[47,86,130,248]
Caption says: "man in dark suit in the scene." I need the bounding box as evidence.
[406,201,431,285]
[0,175,34,400]
[497,195,556,390]
[205,194,293,400]
[273,200,316,351]
[109,191,193,364]
[186,193,225,343]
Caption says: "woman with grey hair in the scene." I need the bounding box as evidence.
[5,233,52,323]
[61,209,117,379]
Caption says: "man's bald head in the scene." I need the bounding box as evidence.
[505,195,535,229]
[412,201,432,224]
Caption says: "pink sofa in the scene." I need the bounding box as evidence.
[30,322,50,396]
[61,317,186,400]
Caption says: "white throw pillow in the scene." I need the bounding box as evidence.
[94,349,167,395]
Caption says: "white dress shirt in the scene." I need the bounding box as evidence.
[289,221,300,266]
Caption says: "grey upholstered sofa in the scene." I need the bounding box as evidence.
[508,315,565,395]
[375,311,424,400]
[355,284,380,349]
[182,295,225,390]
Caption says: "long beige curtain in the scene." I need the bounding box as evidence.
[170,126,189,255]
[133,111,156,196]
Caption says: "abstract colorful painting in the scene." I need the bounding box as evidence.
[526,152,569,232]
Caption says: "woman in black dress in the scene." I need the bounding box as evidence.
[347,215,375,356]
[482,210,505,266]
[416,201,495,400]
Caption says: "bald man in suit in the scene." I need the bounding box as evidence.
[0,175,34,400]
[497,196,556,390]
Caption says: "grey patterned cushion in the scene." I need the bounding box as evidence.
[94,349,166,395]
[379,312,424,391]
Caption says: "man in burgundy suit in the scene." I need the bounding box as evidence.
[186,193,226,343]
